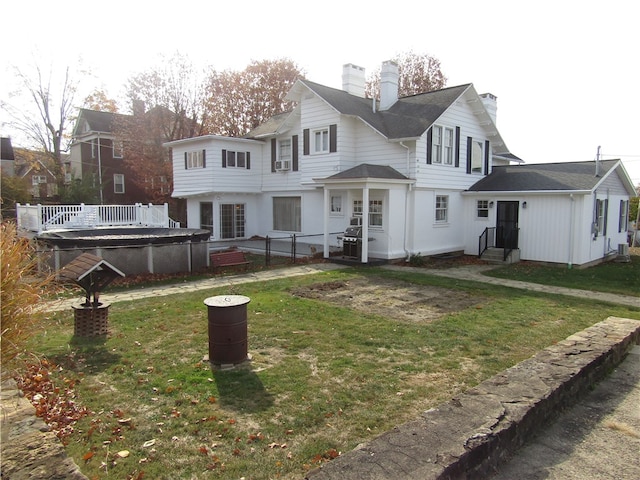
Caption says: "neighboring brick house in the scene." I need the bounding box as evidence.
[13,148,61,200]
[69,109,147,204]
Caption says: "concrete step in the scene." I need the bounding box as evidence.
[480,248,520,264]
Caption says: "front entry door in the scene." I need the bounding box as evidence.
[496,201,519,249]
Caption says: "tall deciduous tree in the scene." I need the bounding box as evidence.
[204,59,304,136]
[2,64,81,172]
[365,51,447,99]
[117,53,209,203]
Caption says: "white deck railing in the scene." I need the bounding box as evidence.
[16,203,179,233]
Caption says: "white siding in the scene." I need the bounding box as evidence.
[415,96,491,190]
[172,137,263,196]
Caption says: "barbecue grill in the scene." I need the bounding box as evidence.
[342,226,362,257]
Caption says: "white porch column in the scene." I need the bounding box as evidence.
[361,186,369,263]
[323,187,330,259]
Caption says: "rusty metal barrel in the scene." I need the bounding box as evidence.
[204,295,250,365]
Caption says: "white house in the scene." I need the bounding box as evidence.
[463,159,636,267]
[168,61,636,267]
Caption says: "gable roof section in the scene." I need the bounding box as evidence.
[467,160,634,193]
[244,111,293,138]
[289,80,471,141]
[73,109,131,137]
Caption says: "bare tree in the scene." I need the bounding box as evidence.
[365,51,447,99]
[116,53,209,203]
[204,58,304,136]
[3,63,81,171]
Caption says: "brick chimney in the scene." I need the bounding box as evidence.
[479,93,497,124]
[379,60,399,111]
[342,63,366,97]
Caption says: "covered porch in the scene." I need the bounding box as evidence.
[315,164,414,264]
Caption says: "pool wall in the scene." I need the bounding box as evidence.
[36,229,211,276]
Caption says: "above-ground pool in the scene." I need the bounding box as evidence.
[36,227,212,276]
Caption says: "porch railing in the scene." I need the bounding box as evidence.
[16,203,179,234]
[478,227,496,258]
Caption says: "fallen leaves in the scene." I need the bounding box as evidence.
[16,360,91,441]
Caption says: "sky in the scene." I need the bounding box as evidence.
[2,0,639,187]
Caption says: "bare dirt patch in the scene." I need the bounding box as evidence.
[291,276,479,323]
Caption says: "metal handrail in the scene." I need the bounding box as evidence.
[478,227,496,258]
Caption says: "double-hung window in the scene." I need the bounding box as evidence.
[595,199,607,235]
[432,126,443,163]
[113,174,125,194]
[223,150,250,168]
[471,141,483,173]
[113,140,123,158]
[435,195,448,223]
[443,128,454,165]
[369,200,383,227]
[276,139,291,170]
[352,199,383,227]
[313,128,329,154]
[619,200,629,232]
[476,200,489,218]
[32,175,47,185]
[330,195,343,215]
[431,126,454,164]
[187,150,203,169]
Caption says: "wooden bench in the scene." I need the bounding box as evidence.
[210,250,250,270]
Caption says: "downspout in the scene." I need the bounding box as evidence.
[97,133,104,205]
[400,141,411,259]
[604,188,610,258]
[568,194,575,269]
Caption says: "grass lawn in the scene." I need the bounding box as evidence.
[24,267,640,479]
[484,254,640,296]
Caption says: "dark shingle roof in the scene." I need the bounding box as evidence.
[1,137,15,160]
[468,160,621,192]
[327,163,408,180]
[298,81,471,140]
[244,112,291,138]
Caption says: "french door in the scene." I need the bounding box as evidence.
[220,204,245,239]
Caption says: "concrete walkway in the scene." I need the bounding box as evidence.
[45,262,640,311]
[43,263,347,312]
[383,264,640,308]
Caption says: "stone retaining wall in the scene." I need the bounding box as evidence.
[306,316,640,480]
[0,379,88,480]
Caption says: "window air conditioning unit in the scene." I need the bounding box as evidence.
[275,160,290,171]
[350,216,362,226]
